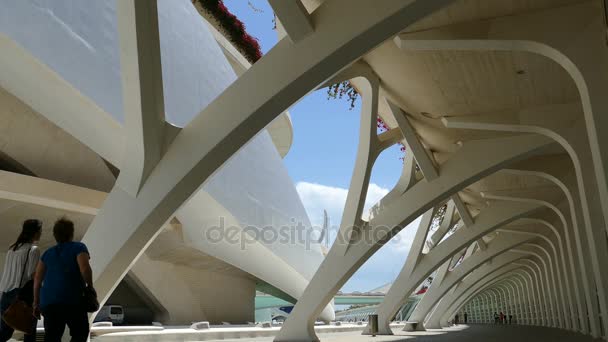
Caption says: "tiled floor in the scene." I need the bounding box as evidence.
[212,324,600,342]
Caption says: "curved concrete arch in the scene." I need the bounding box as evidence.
[462,278,516,323]
[516,215,581,329]
[484,281,519,321]
[512,243,563,327]
[512,276,535,324]
[372,200,543,334]
[426,254,529,328]
[499,228,572,327]
[441,267,530,328]
[503,165,586,328]
[482,190,591,325]
[442,262,546,328]
[501,279,525,323]
[496,276,533,323]
[510,278,531,324]
[517,261,550,326]
[512,231,572,328]
[442,114,604,335]
[522,243,568,328]
[460,271,534,324]
[513,269,542,326]
[454,228,570,328]
[406,232,535,330]
[493,286,512,316]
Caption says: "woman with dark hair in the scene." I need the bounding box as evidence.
[33,217,94,342]
[0,219,42,342]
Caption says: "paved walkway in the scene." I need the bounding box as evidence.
[208,325,600,342]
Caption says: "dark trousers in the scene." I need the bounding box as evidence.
[41,304,89,342]
[0,288,36,342]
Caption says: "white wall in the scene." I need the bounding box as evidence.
[0,0,324,304]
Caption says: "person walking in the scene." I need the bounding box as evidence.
[499,311,504,324]
[464,312,468,324]
[509,314,513,324]
[33,218,96,342]
[494,312,499,324]
[454,313,459,325]
[0,219,42,342]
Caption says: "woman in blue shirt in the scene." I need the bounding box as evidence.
[33,218,95,342]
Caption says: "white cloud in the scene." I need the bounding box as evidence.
[296,181,387,226]
[296,181,418,251]
[296,181,424,291]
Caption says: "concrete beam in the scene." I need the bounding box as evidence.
[387,100,438,181]
[116,0,167,196]
[0,170,105,215]
[269,0,313,43]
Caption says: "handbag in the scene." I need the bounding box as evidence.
[56,245,99,313]
[2,247,36,334]
[83,285,99,313]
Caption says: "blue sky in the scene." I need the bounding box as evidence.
[223,0,419,292]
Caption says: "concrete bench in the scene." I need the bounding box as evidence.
[402,321,418,331]
[190,321,210,330]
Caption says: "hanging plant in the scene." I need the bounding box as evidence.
[377,117,389,132]
[328,84,410,161]
[326,81,359,110]
[378,116,408,159]
[195,0,263,63]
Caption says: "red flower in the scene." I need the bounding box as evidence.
[198,0,263,63]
